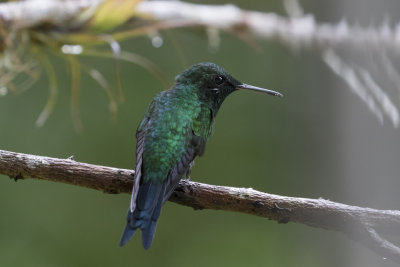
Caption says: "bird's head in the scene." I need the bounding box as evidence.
[175,62,282,111]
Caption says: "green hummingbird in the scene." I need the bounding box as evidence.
[120,62,282,249]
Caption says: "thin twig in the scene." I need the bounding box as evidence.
[0,149,400,264]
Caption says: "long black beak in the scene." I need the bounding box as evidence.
[236,83,283,97]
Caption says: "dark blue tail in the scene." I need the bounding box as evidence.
[120,182,165,249]
[119,210,137,247]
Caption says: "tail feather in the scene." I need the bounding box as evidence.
[120,182,166,249]
[141,185,164,249]
[141,220,158,250]
[120,212,137,246]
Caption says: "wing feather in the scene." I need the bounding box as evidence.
[162,128,207,203]
[130,118,149,212]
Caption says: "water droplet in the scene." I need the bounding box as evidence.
[61,44,83,55]
[151,36,163,48]
[0,86,8,96]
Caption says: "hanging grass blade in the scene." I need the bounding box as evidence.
[35,50,58,127]
[99,34,124,103]
[84,64,118,121]
[82,49,170,88]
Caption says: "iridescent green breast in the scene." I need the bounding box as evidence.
[140,86,212,182]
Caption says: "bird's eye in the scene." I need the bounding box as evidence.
[214,76,224,85]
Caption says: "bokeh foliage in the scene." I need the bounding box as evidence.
[1,1,400,266]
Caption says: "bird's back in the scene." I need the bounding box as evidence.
[141,88,203,182]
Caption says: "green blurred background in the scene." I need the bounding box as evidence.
[1,0,400,266]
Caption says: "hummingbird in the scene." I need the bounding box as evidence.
[120,62,282,249]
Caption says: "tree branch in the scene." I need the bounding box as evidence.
[1,0,399,54]
[137,1,400,54]
[1,149,400,264]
